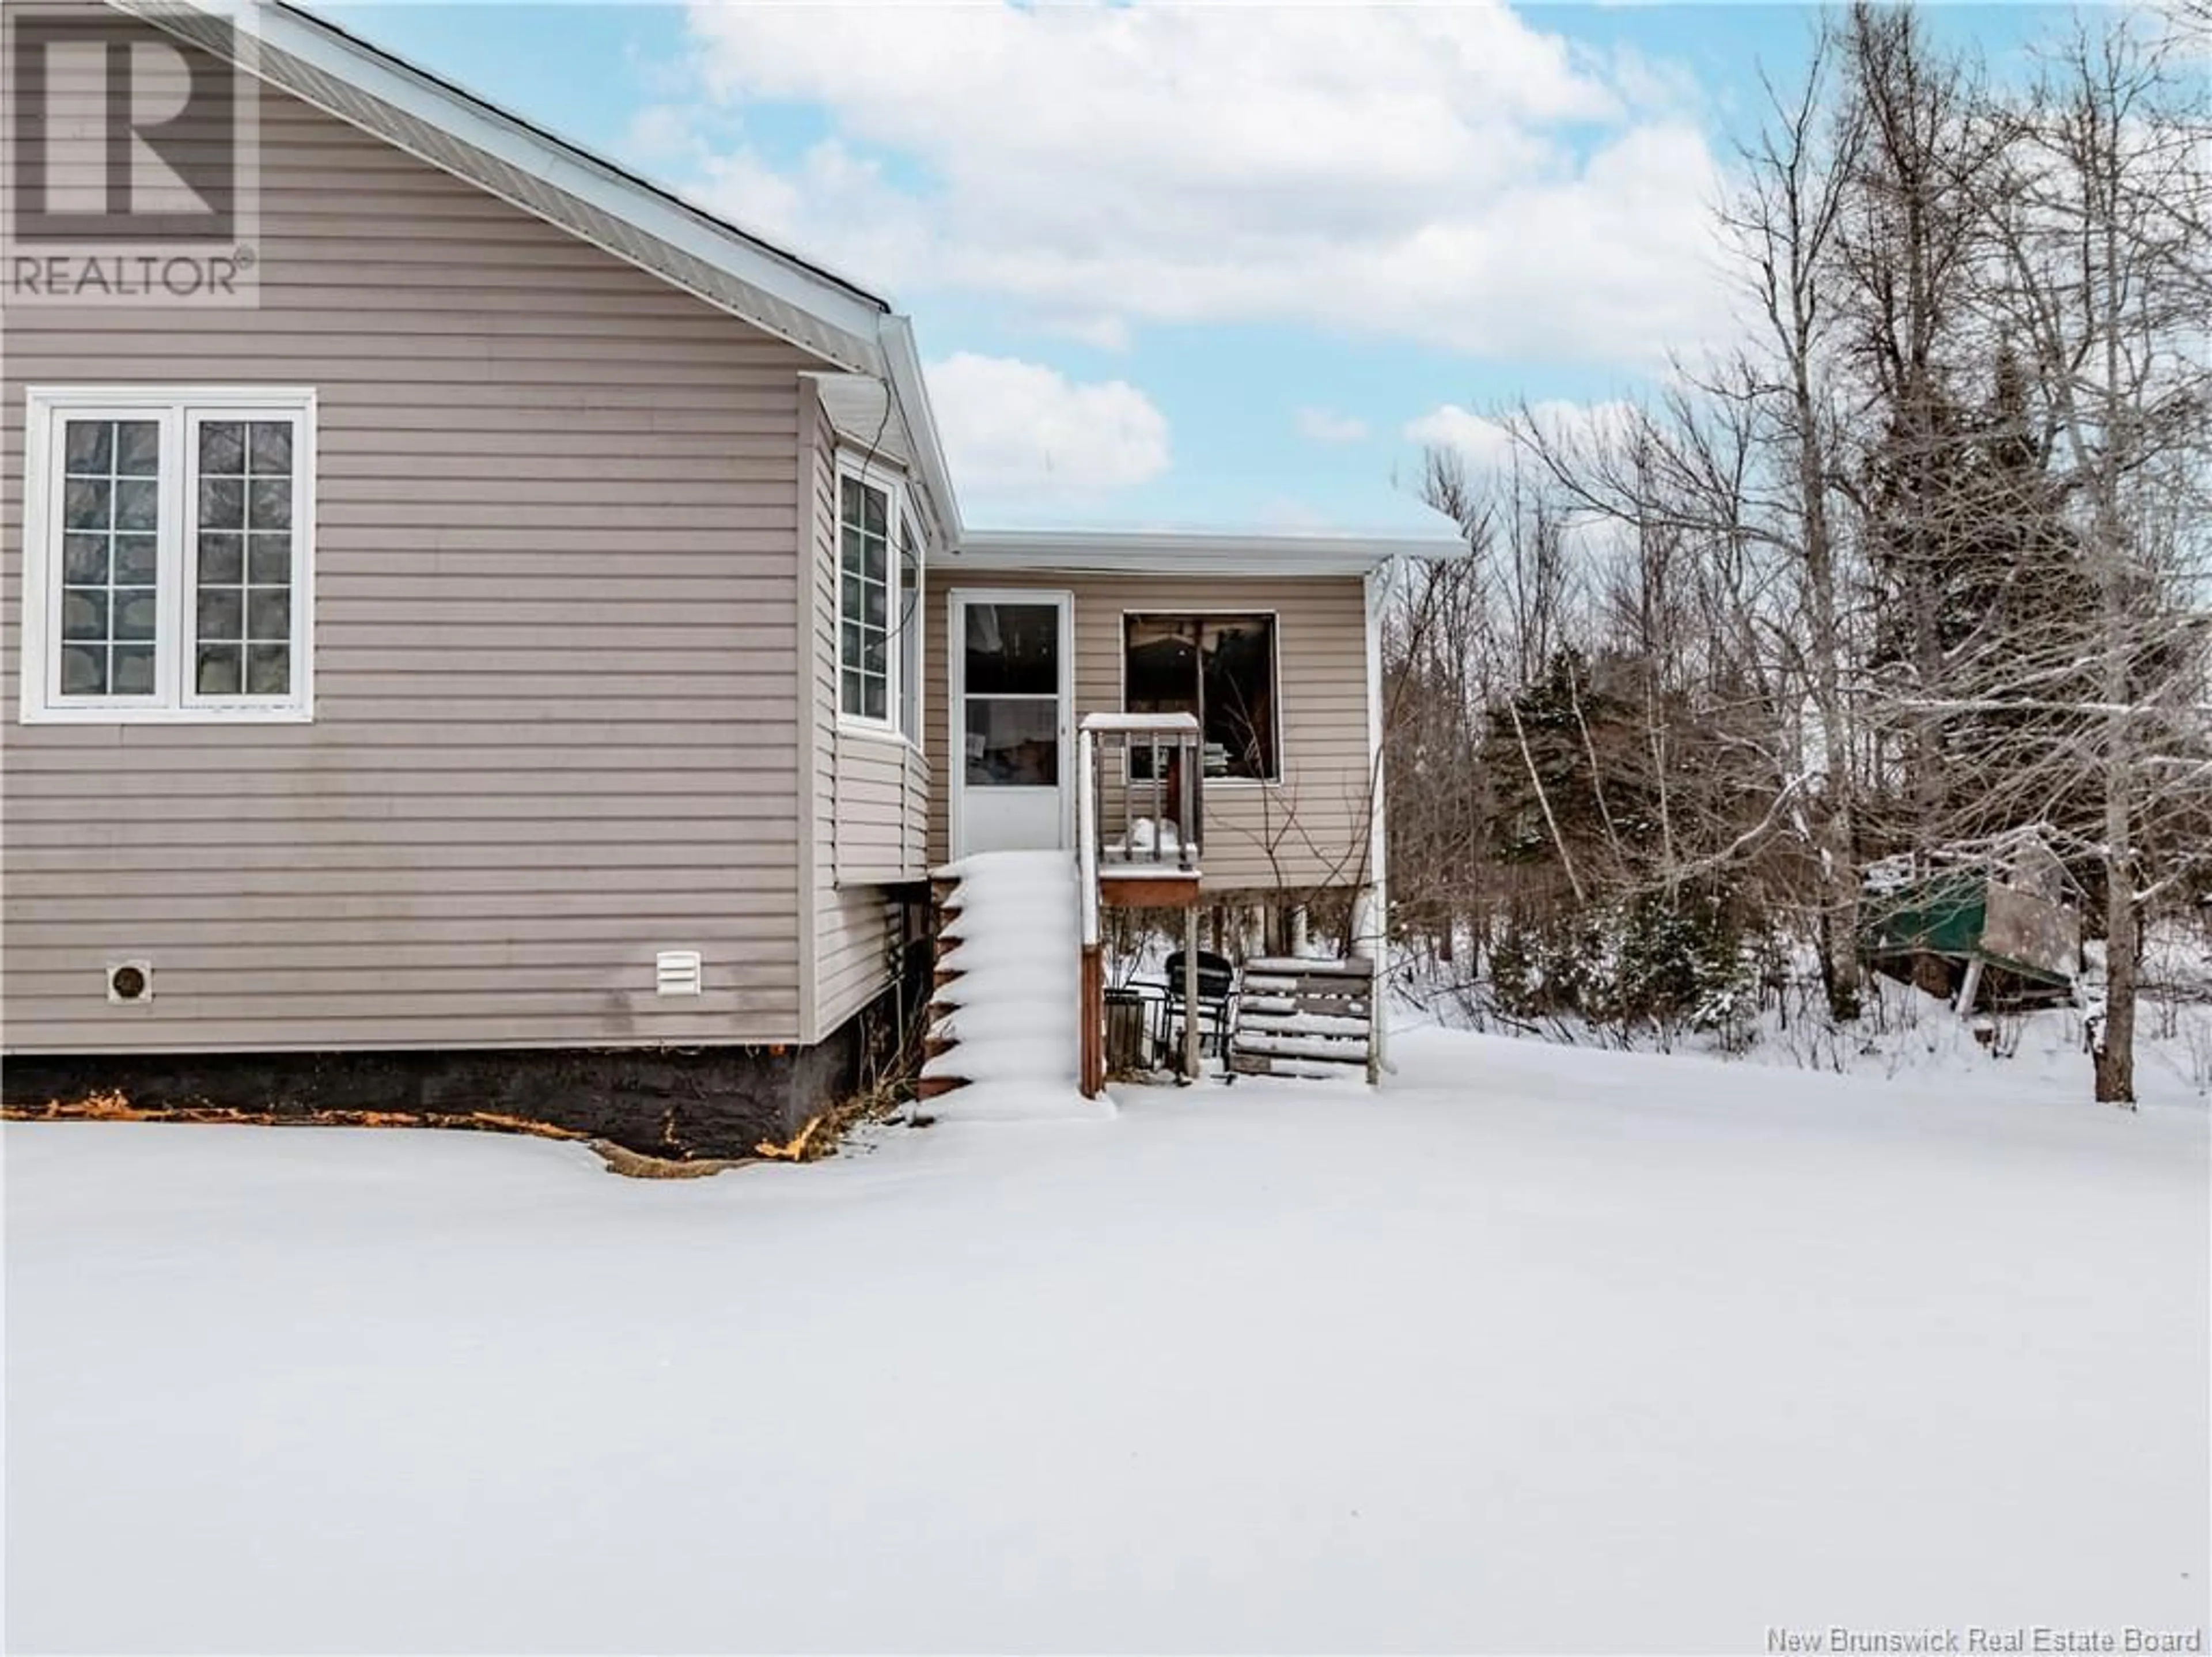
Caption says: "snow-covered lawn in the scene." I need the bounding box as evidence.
[6,1027,2206,1654]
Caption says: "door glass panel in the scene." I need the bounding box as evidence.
[964,603,1058,695]
[965,698,1058,786]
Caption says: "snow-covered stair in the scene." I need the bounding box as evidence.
[920,851,1107,1120]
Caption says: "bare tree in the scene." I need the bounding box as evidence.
[1959,16,2211,1102]
[1389,3,2210,1096]
[1721,24,1870,1017]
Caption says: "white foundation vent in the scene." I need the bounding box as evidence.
[654,950,704,997]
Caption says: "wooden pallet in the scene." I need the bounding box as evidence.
[1229,956,1376,1081]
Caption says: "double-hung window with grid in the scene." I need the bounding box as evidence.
[838,461,922,739]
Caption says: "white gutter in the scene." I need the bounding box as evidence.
[948,529,1465,577]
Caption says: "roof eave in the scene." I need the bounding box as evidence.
[945,529,1468,578]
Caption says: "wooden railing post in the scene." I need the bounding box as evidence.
[1180,732,1198,871]
[1150,738,1164,854]
[1080,943,1104,1097]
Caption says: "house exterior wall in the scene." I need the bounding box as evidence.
[925,571,1375,892]
[1,38,822,1054]
[800,392,930,1042]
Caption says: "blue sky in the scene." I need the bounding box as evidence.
[315,1,2070,534]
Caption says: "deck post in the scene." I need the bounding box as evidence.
[1080,944,1104,1095]
[1182,905,1202,1083]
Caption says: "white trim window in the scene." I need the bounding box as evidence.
[838,468,892,725]
[20,387,316,724]
[836,456,925,743]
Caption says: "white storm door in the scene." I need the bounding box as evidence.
[950,590,1073,857]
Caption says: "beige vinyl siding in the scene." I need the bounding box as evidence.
[903,744,930,856]
[834,733,919,884]
[814,887,897,1038]
[927,573,1374,891]
[1,39,815,1053]
[802,392,929,1041]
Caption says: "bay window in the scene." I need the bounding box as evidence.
[836,457,922,746]
[838,470,891,724]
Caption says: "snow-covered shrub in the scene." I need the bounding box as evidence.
[1483,894,1751,1050]
[1604,894,1746,1040]
[1487,924,1541,1019]
[1486,913,1609,1026]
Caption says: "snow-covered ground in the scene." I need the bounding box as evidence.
[6,1026,2206,1654]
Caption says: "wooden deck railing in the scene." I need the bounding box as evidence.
[1077,712,1204,1096]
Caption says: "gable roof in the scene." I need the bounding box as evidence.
[109,0,963,535]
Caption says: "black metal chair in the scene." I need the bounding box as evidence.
[1158,949,1237,1070]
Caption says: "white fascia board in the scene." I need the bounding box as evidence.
[945,529,1468,577]
[877,316,965,544]
[118,0,891,372]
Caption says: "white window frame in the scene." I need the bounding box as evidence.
[835,452,920,745]
[896,510,925,750]
[20,385,317,725]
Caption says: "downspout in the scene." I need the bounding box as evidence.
[1362,561,1392,1081]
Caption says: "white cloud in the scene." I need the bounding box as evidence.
[1404,403,1516,470]
[925,353,1170,506]
[1296,407,1370,445]
[661,2,1732,365]
[1038,312,1134,354]
[623,103,696,164]
[1404,398,1639,472]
